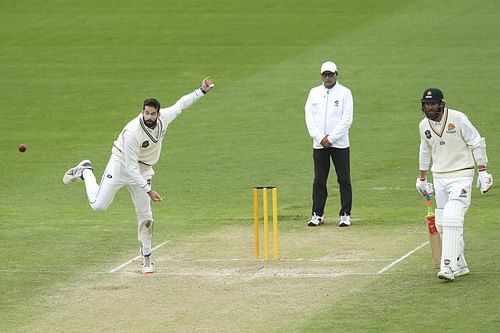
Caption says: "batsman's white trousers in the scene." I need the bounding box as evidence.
[433,176,472,272]
[433,176,472,211]
[82,155,154,249]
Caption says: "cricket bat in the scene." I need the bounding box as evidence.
[425,193,442,269]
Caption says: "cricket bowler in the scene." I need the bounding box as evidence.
[62,77,214,274]
[416,88,493,281]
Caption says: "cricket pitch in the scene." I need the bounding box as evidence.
[16,223,426,332]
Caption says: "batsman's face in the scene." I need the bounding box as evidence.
[422,102,442,121]
[143,106,159,128]
[321,71,337,89]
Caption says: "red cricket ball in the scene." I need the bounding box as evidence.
[18,144,27,152]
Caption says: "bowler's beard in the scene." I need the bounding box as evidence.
[143,117,157,129]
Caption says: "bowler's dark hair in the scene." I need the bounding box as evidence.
[143,98,160,111]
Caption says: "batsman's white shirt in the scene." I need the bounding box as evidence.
[419,108,484,178]
[112,88,205,192]
[305,82,353,149]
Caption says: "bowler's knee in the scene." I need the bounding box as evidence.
[90,201,110,212]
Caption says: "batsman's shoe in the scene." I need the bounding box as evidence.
[62,160,93,185]
[307,213,324,227]
[338,214,351,227]
[142,256,155,275]
[437,266,455,281]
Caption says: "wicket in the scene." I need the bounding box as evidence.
[253,186,279,260]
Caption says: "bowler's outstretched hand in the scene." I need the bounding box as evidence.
[148,190,163,202]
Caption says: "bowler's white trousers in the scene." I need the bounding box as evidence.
[82,154,154,255]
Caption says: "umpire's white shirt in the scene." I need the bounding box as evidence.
[305,82,353,149]
[112,88,205,192]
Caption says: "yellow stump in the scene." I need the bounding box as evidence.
[263,188,269,261]
[253,188,259,260]
[272,187,279,260]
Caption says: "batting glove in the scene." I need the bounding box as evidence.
[477,169,493,193]
[416,178,433,196]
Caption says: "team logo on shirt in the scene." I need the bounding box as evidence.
[447,123,456,133]
[459,188,468,197]
[334,100,339,107]
[142,141,150,148]
[425,130,432,139]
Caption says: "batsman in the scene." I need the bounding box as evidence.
[416,88,493,281]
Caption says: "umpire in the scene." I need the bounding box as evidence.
[305,61,354,227]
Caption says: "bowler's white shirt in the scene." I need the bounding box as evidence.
[112,88,205,192]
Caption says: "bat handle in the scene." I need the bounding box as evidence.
[424,193,433,215]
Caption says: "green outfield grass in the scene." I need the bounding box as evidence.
[1,0,499,332]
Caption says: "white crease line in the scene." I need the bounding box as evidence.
[108,240,169,273]
[158,258,391,262]
[377,241,429,274]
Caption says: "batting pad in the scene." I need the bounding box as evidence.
[458,232,467,271]
[457,252,468,272]
[435,208,443,235]
[441,200,464,272]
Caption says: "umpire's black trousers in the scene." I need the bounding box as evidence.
[312,147,352,217]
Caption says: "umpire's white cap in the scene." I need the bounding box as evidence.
[320,61,337,74]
